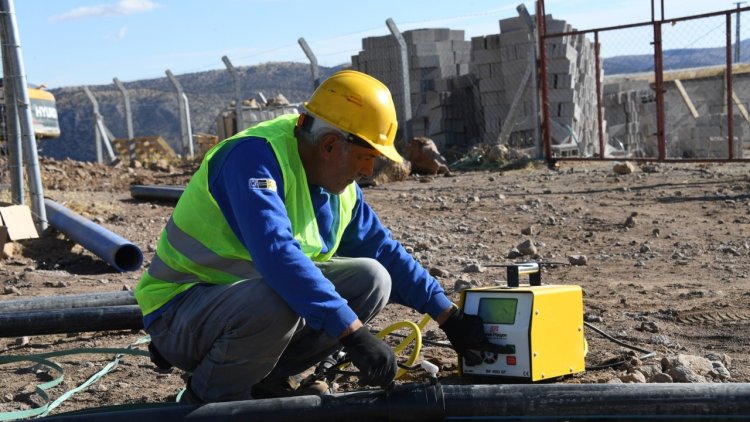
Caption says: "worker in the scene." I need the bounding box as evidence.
[134,69,499,404]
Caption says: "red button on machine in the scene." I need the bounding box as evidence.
[506,356,517,366]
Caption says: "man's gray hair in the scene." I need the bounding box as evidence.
[298,108,349,149]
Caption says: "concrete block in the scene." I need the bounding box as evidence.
[545,17,573,34]
[499,16,526,33]
[454,49,472,64]
[545,42,578,62]
[471,49,500,64]
[546,58,576,74]
[404,29,442,44]
[498,29,532,45]
[549,73,576,89]
[412,55,442,69]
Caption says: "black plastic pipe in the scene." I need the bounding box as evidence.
[44,198,143,272]
[0,291,136,313]
[130,184,185,202]
[40,382,750,421]
[0,305,143,337]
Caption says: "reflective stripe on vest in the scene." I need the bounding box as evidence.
[135,114,358,316]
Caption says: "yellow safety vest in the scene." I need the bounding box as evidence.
[135,114,358,316]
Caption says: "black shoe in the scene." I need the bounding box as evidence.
[178,379,205,405]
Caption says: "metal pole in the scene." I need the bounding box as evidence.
[165,69,193,158]
[594,31,605,158]
[113,77,136,165]
[298,37,321,89]
[386,18,412,144]
[83,86,117,164]
[735,3,745,62]
[0,29,24,204]
[537,0,552,162]
[653,21,666,160]
[517,4,541,159]
[182,91,193,157]
[0,0,46,230]
[727,13,735,159]
[221,55,243,133]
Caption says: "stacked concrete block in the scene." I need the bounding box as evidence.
[470,34,504,143]
[424,73,482,153]
[470,15,605,155]
[603,71,750,158]
[352,28,473,148]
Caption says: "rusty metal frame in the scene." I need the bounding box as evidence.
[538,0,750,163]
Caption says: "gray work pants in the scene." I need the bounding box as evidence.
[146,257,391,402]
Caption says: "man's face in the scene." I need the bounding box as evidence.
[320,136,380,194]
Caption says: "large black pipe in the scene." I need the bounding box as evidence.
[40,382,750,421]
[0,291,136,313]
[130,185,184,202]
[0,305,142,337]
[44,198,143,272]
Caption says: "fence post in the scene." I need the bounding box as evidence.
[652,21,666,160]
[0,0,46,230]
[386,18,412,144]
[165,69,193,158]
[726,13,735,159]
[82,86,118,164]
[0,23,24,204]
[537,0,552,161]
[113,77,136,165]
[221,55,243,133]
[594,31,605,159]
[517,4,542,159]
[298,37,321,89]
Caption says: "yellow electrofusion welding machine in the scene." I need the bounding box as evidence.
[458,263,587,382]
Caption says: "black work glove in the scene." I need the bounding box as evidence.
[340,326,397,388]
[440,308,504,366]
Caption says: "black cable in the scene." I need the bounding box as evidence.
[584,321,656,370]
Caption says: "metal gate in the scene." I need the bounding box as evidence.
[538,1,750,162]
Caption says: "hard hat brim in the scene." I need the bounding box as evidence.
[367,141,404,163]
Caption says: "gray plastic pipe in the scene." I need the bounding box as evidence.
[0,291,136,313]
[0,305,142,337]
[130,185,185,202]
[39,382,750,421]
[44,198,143,272]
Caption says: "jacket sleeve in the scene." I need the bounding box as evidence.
[337,185,453,319]
[208,138,358,338]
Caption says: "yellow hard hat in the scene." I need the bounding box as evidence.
[304,70,402,163]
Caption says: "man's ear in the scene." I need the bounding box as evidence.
[319,133,338,156]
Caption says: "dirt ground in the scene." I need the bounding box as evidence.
[0,156,749,417]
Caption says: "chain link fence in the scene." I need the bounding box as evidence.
[541,4,750,161]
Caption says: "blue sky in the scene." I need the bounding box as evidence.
[9,0,739,89]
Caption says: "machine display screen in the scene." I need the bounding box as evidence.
[477,297,518,324]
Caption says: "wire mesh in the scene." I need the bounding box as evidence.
[541,5,750,161]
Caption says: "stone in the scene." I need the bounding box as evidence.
[406,137,450,175]
[463,263,485,273]
[613,162,635,174]
[517,239,537,256]
[454,279,473,292]
[651,373,673,383]
[620,370,646,383]
[568,254,588,266]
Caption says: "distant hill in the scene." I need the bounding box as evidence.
[39,39,750,162]
[41,62,342,162]
[602,39,750,75]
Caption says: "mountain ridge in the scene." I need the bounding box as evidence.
[40,40,748,162]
